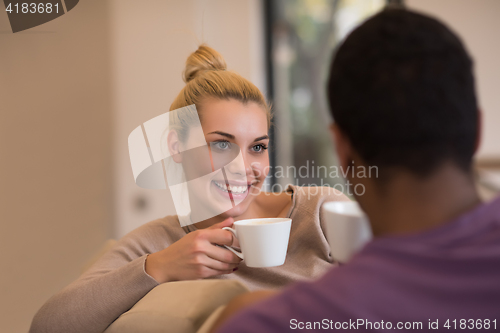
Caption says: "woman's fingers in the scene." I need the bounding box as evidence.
[204,217,238,247]
[197,254,239,272]
[202,228,235,247]
[204,243,242,264]
[199,267,235,279]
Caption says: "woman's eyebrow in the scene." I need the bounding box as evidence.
[207,131,269,142]
[253,135,269,142]
[207,131,235,139]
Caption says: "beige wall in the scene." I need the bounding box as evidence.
[407,0,500,159]
[0,1,112,332]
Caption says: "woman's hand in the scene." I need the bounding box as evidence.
[145,218,242,284]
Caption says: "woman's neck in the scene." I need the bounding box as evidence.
[193,190,293,229]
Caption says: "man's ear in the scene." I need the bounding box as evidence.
[474,109,482,154]
[329,123,351,172]
[167,130,182,163]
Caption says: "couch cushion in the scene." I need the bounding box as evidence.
[104,279,249,333]
[196,305,227,333]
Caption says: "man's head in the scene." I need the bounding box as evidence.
[327,8,479,182]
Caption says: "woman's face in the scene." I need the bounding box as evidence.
[177,98,269,220]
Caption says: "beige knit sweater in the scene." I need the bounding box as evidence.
[29,185,349,333]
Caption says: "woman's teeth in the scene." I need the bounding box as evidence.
[213,181,248,194]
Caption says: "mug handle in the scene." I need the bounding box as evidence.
[222,227,244,260]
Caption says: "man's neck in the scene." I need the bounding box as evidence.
[357,163,482,237]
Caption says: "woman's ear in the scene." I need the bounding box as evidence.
[167,130,182,163]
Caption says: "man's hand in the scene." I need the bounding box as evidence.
[209,290,278,333]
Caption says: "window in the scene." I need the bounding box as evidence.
[265,0,386,192]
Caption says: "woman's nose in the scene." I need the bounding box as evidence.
[225,152,253,177]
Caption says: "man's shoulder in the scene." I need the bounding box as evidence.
[217,270,362,333]
[218,256,398,333]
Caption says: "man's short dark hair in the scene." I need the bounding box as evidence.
[327,8,478,177]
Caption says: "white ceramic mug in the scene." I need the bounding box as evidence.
[322,201,372,263]
[222,218,292,268]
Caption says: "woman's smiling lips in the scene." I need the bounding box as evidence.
[211,180,258,201]
[213,180,248,194]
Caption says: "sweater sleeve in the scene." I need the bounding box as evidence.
[29,218,178,333]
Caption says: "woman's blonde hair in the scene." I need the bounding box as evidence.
[169,45,271,142]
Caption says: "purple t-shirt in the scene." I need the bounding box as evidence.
[217,197,500,332]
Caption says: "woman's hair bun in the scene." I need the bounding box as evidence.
[183,44,227,83]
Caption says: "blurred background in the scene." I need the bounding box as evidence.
[1,0,499,331]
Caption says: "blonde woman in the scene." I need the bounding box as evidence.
[30,45,349,333]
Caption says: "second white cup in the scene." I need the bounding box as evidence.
[223,218,292,268]
[322,201,372,263]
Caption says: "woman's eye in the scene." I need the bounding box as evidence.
[215,141,230,150]
[252,144,267,153]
